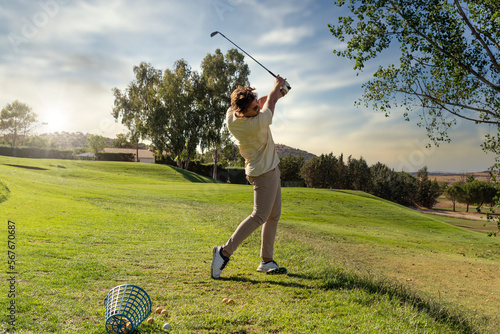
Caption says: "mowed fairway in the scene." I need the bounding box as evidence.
[0,157,498,333]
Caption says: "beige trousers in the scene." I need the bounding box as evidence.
[223,167,281,259]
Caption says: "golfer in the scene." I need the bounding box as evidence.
[211,75,288,279]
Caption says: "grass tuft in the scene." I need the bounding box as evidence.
[0,179,9,204]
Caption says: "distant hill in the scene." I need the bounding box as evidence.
[275,144,317,161]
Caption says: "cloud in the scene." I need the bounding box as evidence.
[260,26,315,46]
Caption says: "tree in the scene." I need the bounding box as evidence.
[220,128,244,167]
[112,62,162,163]
[329,1,500,157]
[279,154,305,183]
[156,59,202,169]
[369,162,417,206]
[415,167,442,208]
[346,156,372,191]
[200,49,250,179]
[24,135,58,149]
[87,135,106,158]
[0,100,38,147]
[445,182,465,211]
[300,153,345,189]
[112,134,133,149]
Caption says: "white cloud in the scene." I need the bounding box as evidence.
[260,26,315,46]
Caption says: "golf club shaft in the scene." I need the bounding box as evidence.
[211,31,291,91]
[213,31,276,78]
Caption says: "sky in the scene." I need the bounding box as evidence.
[0,0,497,172]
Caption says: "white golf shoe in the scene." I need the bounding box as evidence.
[256,260,287,274]
[211,246,230,279]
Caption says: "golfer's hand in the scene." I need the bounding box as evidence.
[275,75,287,97]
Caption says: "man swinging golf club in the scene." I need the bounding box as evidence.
[211,75,288,279]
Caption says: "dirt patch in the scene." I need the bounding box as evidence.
[429,171,493,185]
[415,197,499,233]
[416,207,487,221]
[4,164,48,171]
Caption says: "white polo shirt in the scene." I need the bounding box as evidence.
[226,107,280,177]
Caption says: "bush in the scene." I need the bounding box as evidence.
[0,146,74,159]
[95,152,135,162]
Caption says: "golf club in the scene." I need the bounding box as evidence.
[210,31,291,92]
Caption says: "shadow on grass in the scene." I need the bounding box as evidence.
[310,267,486,334]
[221,268,486,334]
[4,163,48,170]
[170,165,219,183]
[219,275,310,290]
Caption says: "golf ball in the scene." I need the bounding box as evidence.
[161,309,168,316]
[163,322,171,330]
[155,307,163,314]
[146,317,154,324]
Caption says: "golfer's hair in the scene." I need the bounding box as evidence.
[231,86,256,115]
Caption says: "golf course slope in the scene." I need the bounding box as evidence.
[0,156,498,333]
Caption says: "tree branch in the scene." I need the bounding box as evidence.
[453,0,500,73]
[389,1,500,93]
[398,86,500,125]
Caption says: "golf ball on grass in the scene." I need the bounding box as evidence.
[163,322,171,330]
[146,317,154,324]
[161,309,168,316]
[155,307,163,314]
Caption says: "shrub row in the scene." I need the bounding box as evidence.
[0,146,73,159]
[95,152,135,162]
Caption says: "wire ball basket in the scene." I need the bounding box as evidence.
[104,284,151,334]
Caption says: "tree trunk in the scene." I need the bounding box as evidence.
[136,141,139,162]
[213,148,218,180]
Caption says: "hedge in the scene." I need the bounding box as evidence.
[0,146,74,159]
[95,152,135,162]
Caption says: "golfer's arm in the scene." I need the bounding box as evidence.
[263,84,283,115]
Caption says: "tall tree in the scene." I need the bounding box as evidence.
[200,48,250,179]
[0,100,38,147]
[153,59,202,169]
[330,1,500,159]
[112,62,161,163]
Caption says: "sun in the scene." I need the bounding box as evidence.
[43,108,69,133]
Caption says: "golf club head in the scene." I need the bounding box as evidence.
[210,31,219,38]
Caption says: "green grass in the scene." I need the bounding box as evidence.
[0,156,499,333]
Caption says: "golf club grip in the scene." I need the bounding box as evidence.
[284,80,291,91]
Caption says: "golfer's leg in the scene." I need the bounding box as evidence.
[223,172,275,255]
[260,168,281,259]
